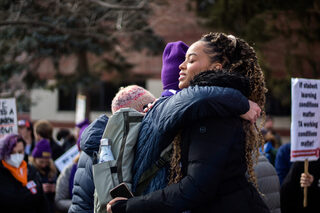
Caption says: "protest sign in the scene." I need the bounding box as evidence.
[0,98,18,138]
[75,94,86,125]
[291,78,320,162]
[291,78,320,207]
[55,144,79,172]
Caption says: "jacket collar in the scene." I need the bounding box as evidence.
[81,114,109,156]
[190,70,251,98]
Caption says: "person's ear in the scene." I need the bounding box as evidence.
[34,132,41,142]
[209,63,222,71]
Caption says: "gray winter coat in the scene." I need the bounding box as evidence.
[55,163,73,212]
[254,155,281,213]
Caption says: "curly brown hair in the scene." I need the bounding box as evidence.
[169,132,182,184]
[169,32,267,187]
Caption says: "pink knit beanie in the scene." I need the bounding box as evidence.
[111,85,156,113]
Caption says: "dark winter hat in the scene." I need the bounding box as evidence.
[161,41,189,96]
[32,139,52,158]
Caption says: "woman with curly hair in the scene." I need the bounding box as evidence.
[108,32,269,213]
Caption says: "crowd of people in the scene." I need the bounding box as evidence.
[0,32,319,213]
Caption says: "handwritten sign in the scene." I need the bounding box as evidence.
[54,145,79,172]
[291,78,320,162]
[75,95,86,125]
[0,98,18,138]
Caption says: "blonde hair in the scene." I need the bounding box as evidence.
[29,156,57,179]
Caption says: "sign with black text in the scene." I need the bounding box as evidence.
[75,95,86,125]
[0,98,18,138]
[54,145,79,172]
[291,78,320,161]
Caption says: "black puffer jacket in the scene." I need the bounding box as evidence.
[0,162,48,213]
[113,71,270,213]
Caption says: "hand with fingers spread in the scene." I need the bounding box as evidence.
[240,100,261,124]
[300,173,314,187]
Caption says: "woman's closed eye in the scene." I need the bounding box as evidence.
[188,57,196,63]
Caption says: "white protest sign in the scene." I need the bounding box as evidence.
[54,145,79,172]
[75,95,86,125]
[0,98,18,138]
[291,78,320,162]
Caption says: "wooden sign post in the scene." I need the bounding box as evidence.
[303,159,309,207]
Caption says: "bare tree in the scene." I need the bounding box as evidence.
[0,0,164,112]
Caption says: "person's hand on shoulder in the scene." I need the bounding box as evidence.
[240,100,261,124]
[143,99,159,113]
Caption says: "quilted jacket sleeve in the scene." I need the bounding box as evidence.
[157,85,249,131]
[68,152,95,213]
[55,163,73,212]
[254,156,281,213]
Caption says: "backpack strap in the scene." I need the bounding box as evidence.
[93,151,99,165]
[135,144,172,195]
[116,111,143,183]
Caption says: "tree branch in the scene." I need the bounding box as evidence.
[14,0,25,21]
[90,0,148,10]
[0,20,113,43]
